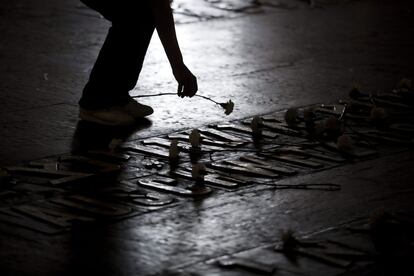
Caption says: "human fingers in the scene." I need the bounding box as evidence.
[177,83,184,98]
[183,77,198,98]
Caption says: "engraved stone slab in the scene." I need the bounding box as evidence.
[143,137,225,152]
[171,169,239,189]
[12,205,85,228]
[272,147,346,163]
[262,121,302,136]
[199,127,246,142]
[262,154,324,169]
[142,137,178,148]
[208,162,278,178]
[0,208,63,234]
[242,119,301,136]
[87,150,131,162]
[122,144,170,158]
[5,167,94,186]
[217,256,277,274]
[51,196,132,217]
[238,155,298,176]
[131,179,212,197]
[322,142,377,159]
[214,124,279,139]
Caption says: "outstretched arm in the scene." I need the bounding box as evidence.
[150,0,198,98]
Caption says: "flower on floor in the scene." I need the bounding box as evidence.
[396,78,412,90]
[314,121,325,136]
[349,83,363,99]
[251,116,263,135]
[337,134,353,153]
[169,139,179,160]
[324,116,341,131]
[191,163,206,181]
[0,169,11,185]
[370,107,387,121]
[133,93,235,116]
[279,229,298,250]
[220,100,234,115]
[189,129,201,148]
[303,108,316,123]
[0,169,8,177]
[285,107,298,127]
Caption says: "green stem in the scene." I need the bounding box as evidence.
[132,93,221,105]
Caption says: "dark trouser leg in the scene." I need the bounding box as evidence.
[79,7,155,110]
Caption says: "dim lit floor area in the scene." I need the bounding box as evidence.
[1,0,414,275]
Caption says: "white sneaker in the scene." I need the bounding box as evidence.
[122,99,154,119]
[79,107,135,126]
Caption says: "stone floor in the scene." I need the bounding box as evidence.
[0,0,414,275]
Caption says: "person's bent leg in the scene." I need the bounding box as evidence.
[79,2,156,124]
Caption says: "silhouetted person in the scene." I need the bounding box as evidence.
[79,0,198,126]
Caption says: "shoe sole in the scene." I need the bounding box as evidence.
[79,110,135,126]
[123,101,154,118]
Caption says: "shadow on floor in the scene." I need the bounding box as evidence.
[71,119,152,154]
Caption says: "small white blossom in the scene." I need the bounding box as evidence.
[251,116,263,135]
[169,139,179,160]
[191,163,206,181]
[189,129,201,148]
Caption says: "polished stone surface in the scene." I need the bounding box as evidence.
[0,1,414,275]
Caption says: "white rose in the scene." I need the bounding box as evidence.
[192,163,206,180]
[396,78,412,90]
[303,108,315,122]
[169,140,179,160]
[189,129,201,148]
[251,116,263,135]
[285,108,298,127]
[337,134,353,152]
[370,107,387,121]
[324,116,340,131]
[314,121,325,135]
[223,100,234,115]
